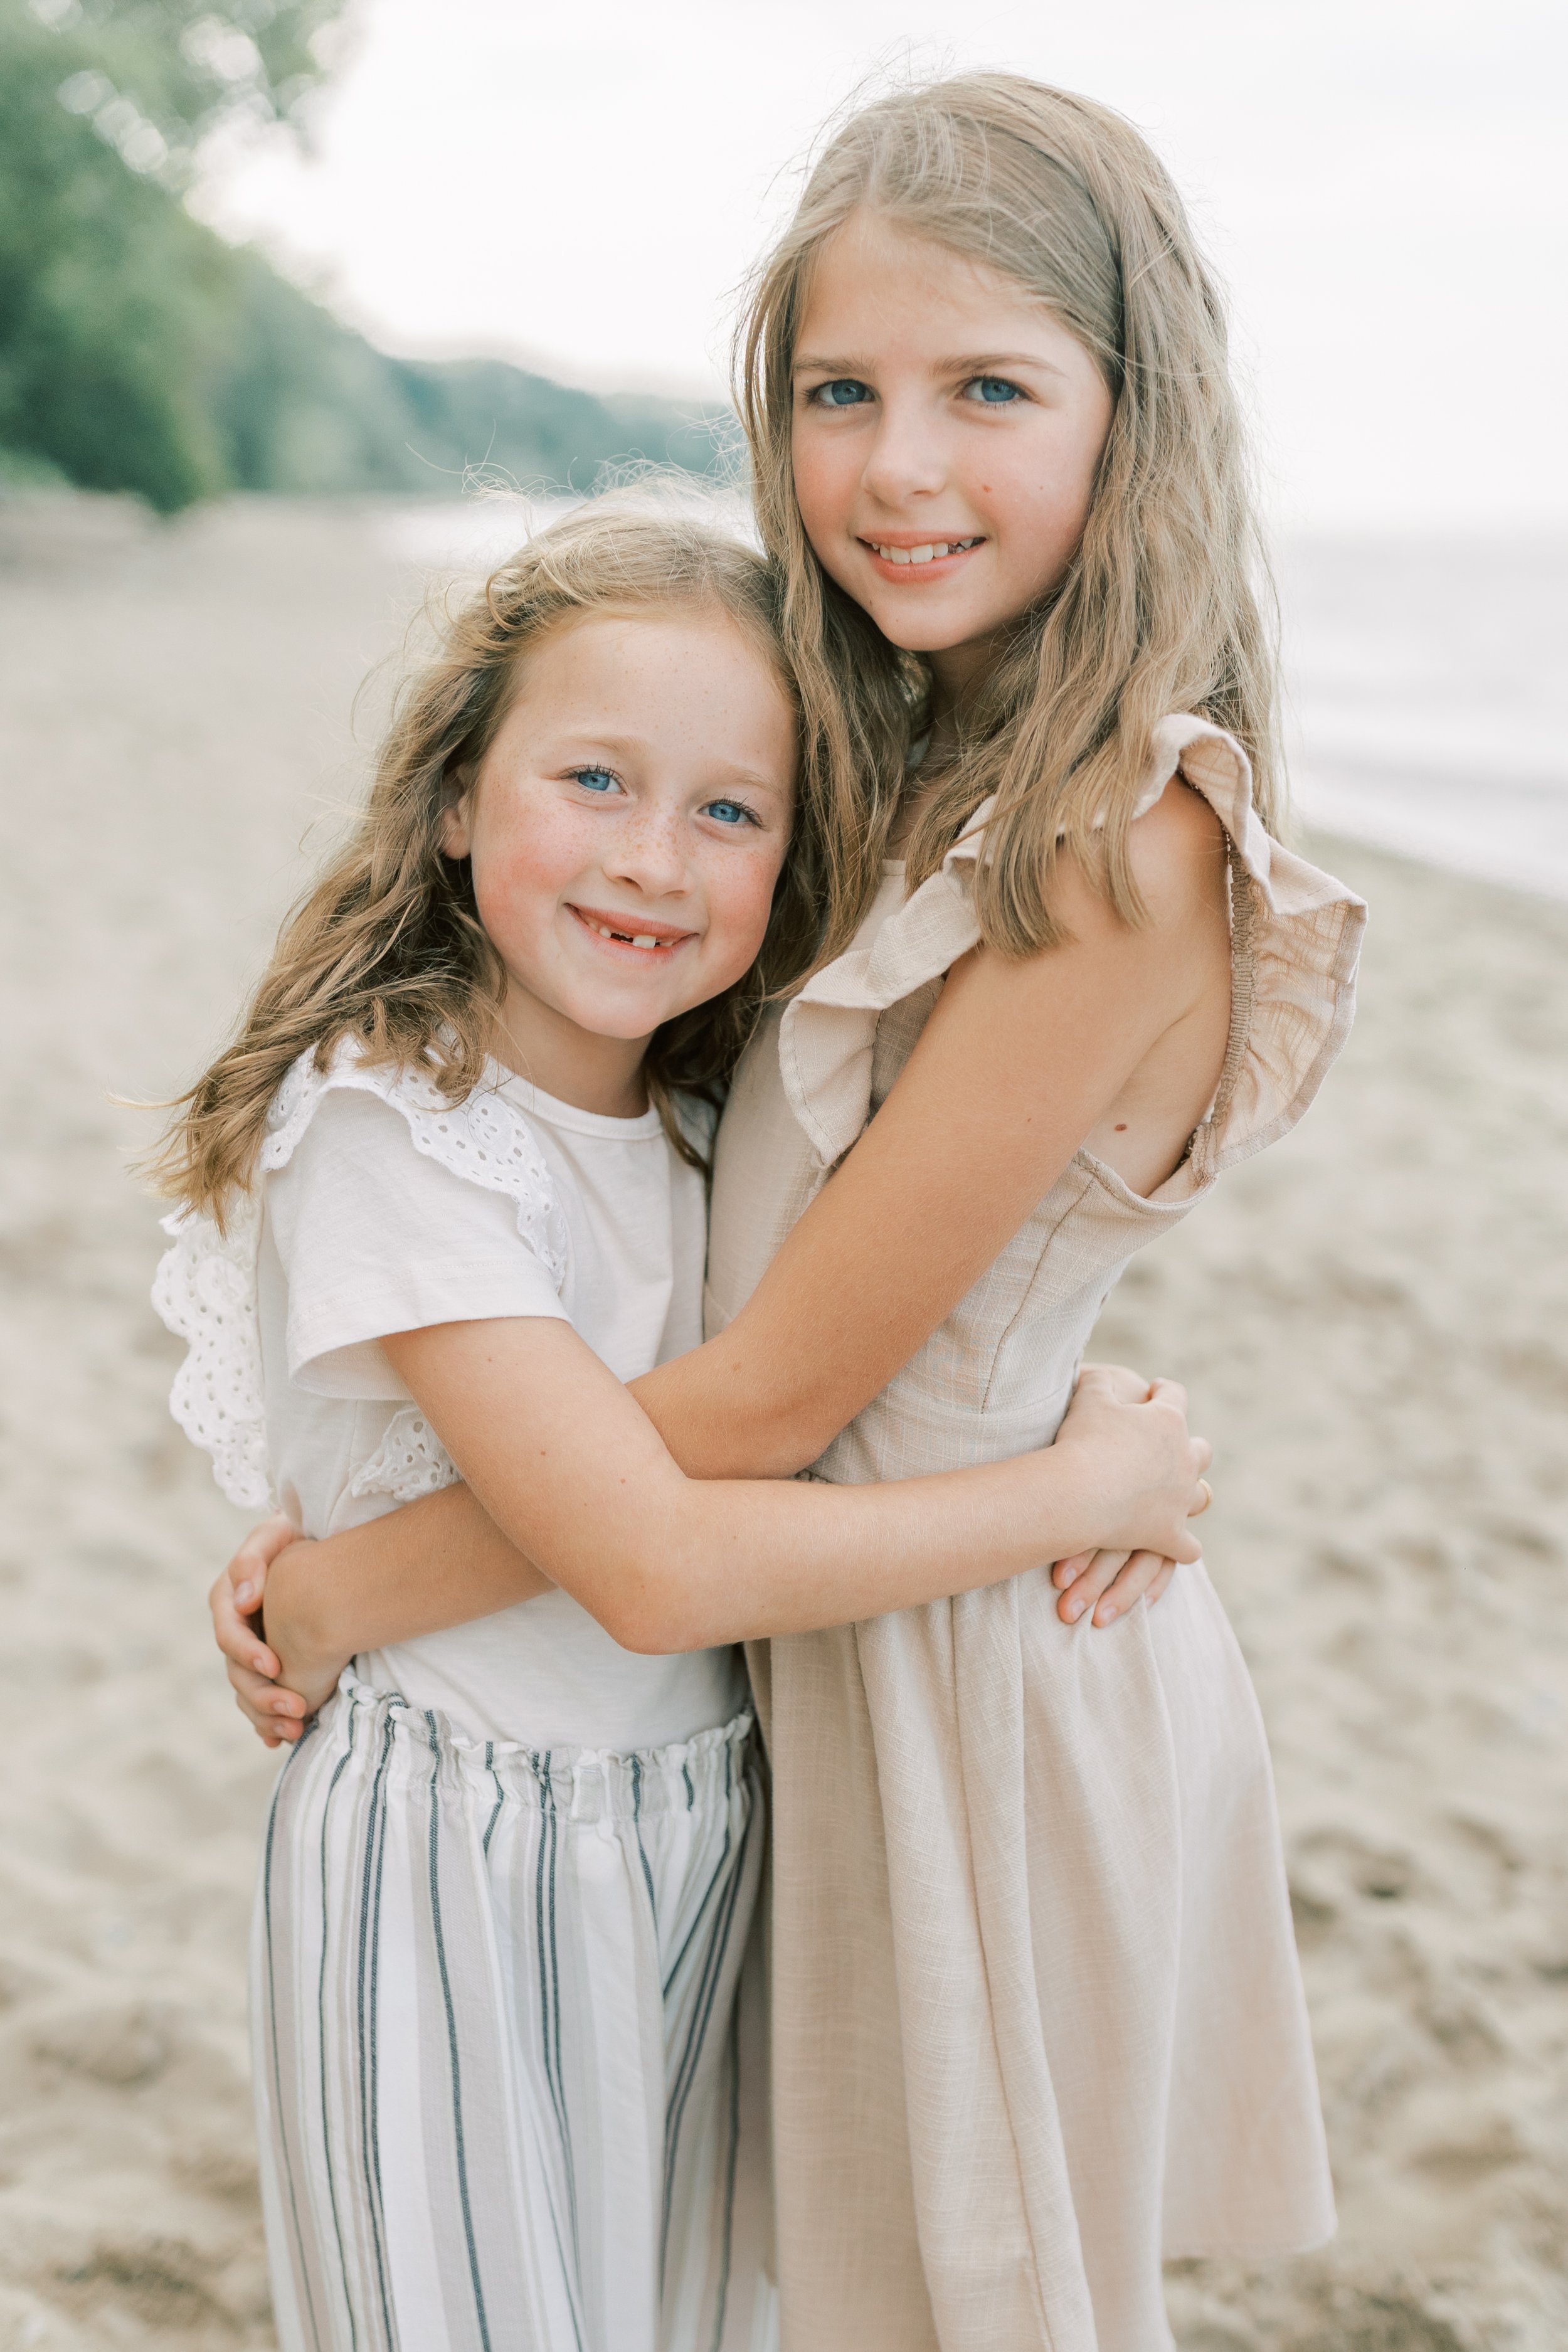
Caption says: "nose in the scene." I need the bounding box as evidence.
[859,390,948,509]
[601,798,691,902]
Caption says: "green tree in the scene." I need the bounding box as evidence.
[0,0,730,512]
[0,0,346,507]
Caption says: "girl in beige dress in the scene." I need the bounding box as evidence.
[211,75,1364,2352]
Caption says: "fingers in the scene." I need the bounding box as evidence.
[1056,1550,1131,1624]
[1059,1549,1185,1626]
[228,1658,309,1743]
[228,1658,307,1719]
[227,1511,297,1612]
[1076,1362,1153,1404]
[1089,1549,1175,1624]
[1145,1376,1190,1419]
[213,1514,306,1746]
[1051,1548,1096,1591]
[209,1568,280,1681]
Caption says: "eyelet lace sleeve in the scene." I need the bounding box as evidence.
[151,1191,273,1510]
[152,1044,569,1508]
[347,1406,462,1506]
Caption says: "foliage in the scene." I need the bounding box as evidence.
[0,0,729,512]
[203,261,733,499]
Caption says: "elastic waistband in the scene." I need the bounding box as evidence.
[319,1673,756,1821]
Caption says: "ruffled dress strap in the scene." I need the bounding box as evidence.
[778,798,993,1167]
[152,1043,569,1509]
[777,714,1366,1185]
[1160,715,1367,1182]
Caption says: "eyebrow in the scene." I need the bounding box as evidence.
[793,349,1071,382]
[938,351,1071,379]
[704,761,792,797]
[553,730,646,754]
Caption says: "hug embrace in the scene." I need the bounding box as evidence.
[151,72,1366,2352]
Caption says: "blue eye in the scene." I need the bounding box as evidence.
[704,798,757,828]
[569,765,620,793]
[964,376,1023,404]
[812,378,872,408]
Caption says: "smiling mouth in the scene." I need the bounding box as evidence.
[863,536,984,567]
[568,904,694,955]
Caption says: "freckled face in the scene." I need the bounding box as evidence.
[791,209,1116,673]
[442,610,797,1053]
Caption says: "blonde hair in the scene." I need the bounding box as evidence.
[738,72,1282,957]
[154,501,810,1222]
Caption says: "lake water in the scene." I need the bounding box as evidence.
[379,506,1568,900]
[1279,537,1568,898]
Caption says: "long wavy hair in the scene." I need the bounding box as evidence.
[154,500,812,1223]
[738,72,1283,958]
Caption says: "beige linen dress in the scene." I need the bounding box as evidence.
[704,716,1367,2352]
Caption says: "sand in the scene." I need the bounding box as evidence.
[1,492,1564,2351]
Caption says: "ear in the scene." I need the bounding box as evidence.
[439,776,474,859]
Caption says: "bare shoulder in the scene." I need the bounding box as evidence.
[1123,777,1227,923]
[932,778,1229,1053]
[1042,777,1226,950]
[912,778,1231,1204]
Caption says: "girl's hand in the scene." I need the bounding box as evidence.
[1051,1547,1180,1627]
[1052,1362,1212,1566]
[1047,1362,1209,1624]
[209,1515,322,1748]
[211,1513,295,1677]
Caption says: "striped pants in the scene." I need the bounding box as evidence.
[253,1677,775,2352]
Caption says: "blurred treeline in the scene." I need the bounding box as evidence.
[0,0,729,513]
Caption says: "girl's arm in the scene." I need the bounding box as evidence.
[644,781,1231,1476]
[257,1329,1205,1706]
[215,1380,1179,1743]
[217,785,1224,1732]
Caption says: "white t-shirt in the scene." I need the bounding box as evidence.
[244,1057,746,1751]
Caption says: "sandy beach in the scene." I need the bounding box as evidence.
[1,492,1564,2351]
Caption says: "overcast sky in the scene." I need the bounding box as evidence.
[196,0,1567,531]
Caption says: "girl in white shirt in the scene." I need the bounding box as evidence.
[153,500,1209,2352]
